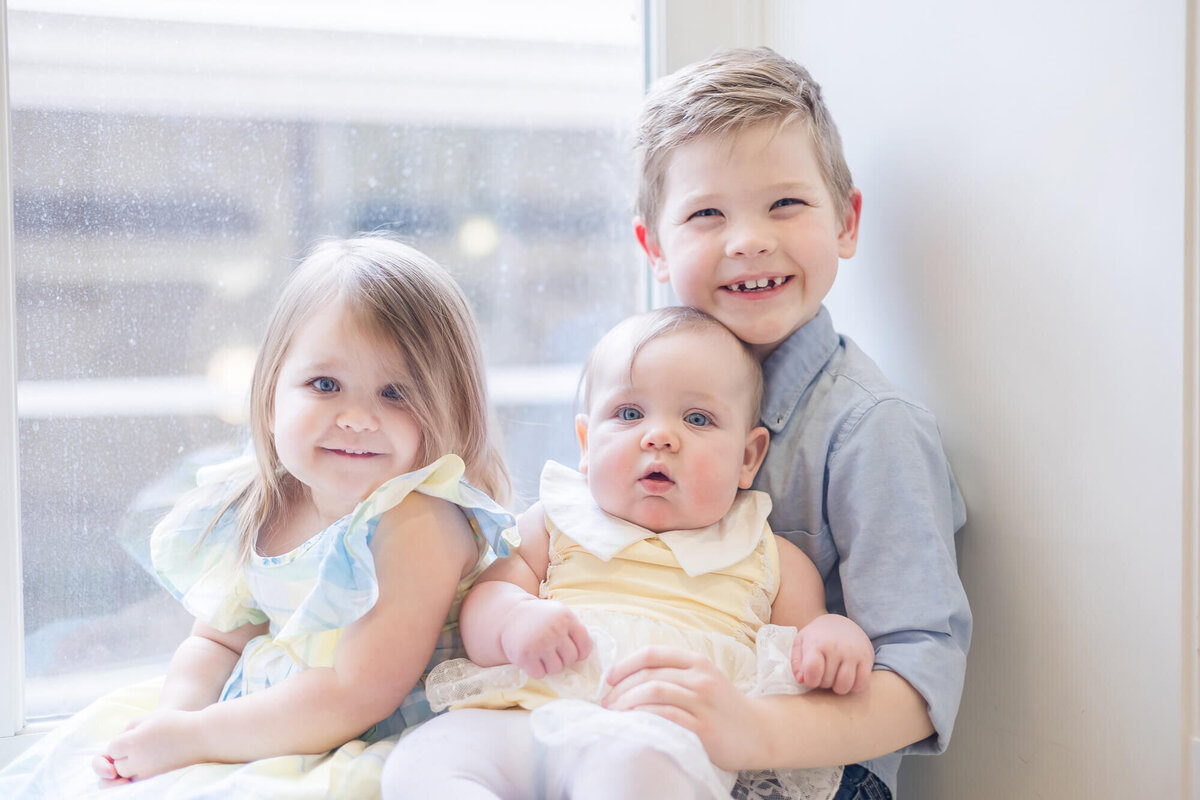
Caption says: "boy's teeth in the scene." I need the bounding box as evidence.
[729,277,785,292]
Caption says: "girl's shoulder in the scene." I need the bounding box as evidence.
[350,454,514,554]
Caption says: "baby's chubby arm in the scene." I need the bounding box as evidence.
[459,502,592,678]
[771,536,874,696]
[101,492,480,781]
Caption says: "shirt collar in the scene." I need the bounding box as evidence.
[539,460,771,577]
[760,304,839,433]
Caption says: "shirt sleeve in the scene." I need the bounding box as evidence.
[825,395,970,755]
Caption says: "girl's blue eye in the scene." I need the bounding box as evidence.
[617,407,643,421]
[313,377,338,393]
[382,384,405,402]
[685,412,711,427]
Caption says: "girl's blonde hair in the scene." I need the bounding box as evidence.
[223,234,509,559]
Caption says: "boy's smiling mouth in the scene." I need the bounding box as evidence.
[724,275,790,293]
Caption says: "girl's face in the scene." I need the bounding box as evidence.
[271,298,423,525]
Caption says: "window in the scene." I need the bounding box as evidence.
[1,0,645,735]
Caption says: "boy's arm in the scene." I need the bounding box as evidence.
[604,397,967,769]
[459,503,592,677]
[603,648,931,770]
[822,398,970,757]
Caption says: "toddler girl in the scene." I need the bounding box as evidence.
[0,235,513,799]
[382,307,874,800]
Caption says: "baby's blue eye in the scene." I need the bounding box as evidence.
[617,407,643,421]
[685,412,711,427]
[313,377,338,393]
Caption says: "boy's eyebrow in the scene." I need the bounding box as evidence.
[671,181,824,207]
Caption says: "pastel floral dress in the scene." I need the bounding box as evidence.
[0,453,512,800]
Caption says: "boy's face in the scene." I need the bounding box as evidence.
[636,122,861,360]
[575,329,768,533]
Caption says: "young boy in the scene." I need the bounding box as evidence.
[606,47,970,799]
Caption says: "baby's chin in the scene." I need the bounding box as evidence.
[618,507,723,533]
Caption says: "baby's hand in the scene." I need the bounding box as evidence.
[791,613,874,695]
[499,597,592,678]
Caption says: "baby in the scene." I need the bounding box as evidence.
[383,306,874,800]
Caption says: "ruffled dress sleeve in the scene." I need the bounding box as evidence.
[264,453,513,662]
[150,455,267,632]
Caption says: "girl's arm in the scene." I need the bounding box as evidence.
[157,619,267,711]
[458,503,592,677]
[105,492,479,779]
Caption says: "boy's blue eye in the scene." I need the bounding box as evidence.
[685,412,711,427]
[772,198,806,210]
[312,377,338,393]
[689,208,722,219]
[617,407,643,421]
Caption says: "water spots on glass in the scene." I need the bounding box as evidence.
[10,4,645,719]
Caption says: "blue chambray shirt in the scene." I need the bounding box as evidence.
[752,305,970,797]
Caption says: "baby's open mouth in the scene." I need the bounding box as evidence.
[724,276,789,293]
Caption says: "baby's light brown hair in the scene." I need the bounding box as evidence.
[578,306,763,428]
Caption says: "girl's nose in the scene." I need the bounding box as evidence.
[725,219,774,258]
[641,423,679,452]
[337,403,380,433]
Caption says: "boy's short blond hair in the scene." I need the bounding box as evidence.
[635,46,855,235]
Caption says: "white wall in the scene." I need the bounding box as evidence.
[761,1,1190,797]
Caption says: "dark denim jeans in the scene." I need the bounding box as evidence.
[831,764,891,800]
[732,764,891,800]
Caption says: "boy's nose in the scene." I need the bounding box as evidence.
[726,221,774,258]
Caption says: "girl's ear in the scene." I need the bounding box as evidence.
[633,218,670,284]
[574,413,590,474]
[738,426,770,489]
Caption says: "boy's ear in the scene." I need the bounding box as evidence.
[738,426,770,489]
[837,189,863,259]
[634,218,670,284]
[574,413,591,474]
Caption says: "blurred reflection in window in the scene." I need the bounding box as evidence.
[8,0,644,719]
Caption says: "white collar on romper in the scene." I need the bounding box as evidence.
[539,460,773,578]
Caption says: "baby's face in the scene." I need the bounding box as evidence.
[576,329,767,533]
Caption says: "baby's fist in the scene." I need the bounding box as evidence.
[791,614,874,695]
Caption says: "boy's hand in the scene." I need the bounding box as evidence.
[791,613,874,695]
[499,597,593,678]
[601,646,768,771]
[100,709,206,781]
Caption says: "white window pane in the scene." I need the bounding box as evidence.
[9,0,645,721]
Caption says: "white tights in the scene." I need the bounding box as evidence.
[381,708,711,800]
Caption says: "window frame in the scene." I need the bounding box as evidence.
[0,0,763,761]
